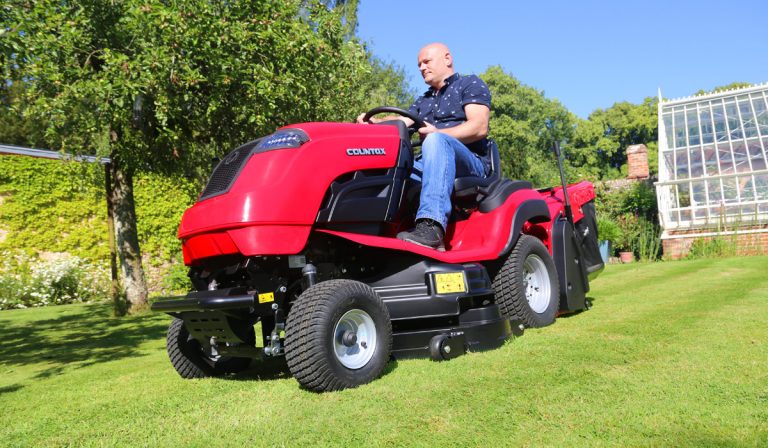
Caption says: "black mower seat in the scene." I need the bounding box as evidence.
[453,140,534,212]
[454,139,502,198]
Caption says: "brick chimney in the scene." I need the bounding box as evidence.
[626,144,649,179]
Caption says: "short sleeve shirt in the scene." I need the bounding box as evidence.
[408,73,492,168]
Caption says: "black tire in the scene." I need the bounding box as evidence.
[493,234,560,328]
[429,334,449,361]
[284,279,392,392]
[166,318,252,378]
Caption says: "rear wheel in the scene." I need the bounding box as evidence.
[166,318,252,378]
[284,279,392,392]
[493,235,559,328]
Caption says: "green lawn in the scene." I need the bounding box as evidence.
[1,256,767,447]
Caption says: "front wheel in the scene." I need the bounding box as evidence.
[493,235,560,328]
[284,280,392,392]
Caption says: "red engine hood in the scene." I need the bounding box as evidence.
[178,123,402,239]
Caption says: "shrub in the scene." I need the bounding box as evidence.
[686,236,738,259]
[636,220,662,262]
[614,214,641,253]
[597,217,621,244]
[0,252,109,310]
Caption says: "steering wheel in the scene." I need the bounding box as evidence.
[361,106,426,133]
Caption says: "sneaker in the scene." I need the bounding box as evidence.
[397,219,445,251]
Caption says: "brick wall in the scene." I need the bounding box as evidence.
[662,225,768,259]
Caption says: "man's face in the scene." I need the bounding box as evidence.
[417,45,452,89]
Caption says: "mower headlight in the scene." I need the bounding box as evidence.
[256,129,309,151]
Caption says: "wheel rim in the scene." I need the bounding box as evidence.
[523,254,551,314]
[333,309,377,370]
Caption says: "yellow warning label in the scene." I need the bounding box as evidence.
[434,272,467,294]
[258,292,275,304]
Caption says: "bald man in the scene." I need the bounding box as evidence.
[357,43,492,250]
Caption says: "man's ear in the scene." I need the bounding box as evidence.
[445,52,453,68]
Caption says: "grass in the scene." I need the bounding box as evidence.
[1,256,767,447]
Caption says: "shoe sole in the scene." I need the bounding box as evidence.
[400,237,445,252]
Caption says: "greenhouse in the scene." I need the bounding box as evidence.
[656,83,768,250]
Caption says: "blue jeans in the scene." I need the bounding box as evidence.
[411,133,486,230]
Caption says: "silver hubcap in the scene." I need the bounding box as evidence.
[333,309,377,369]
[523,254,551,314]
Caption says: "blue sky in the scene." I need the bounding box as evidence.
[356,0,768,118]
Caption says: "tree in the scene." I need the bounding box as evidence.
[570,97,658,180]
[3,0,375,314]
[480,66,577,186]
[359,58,415,111]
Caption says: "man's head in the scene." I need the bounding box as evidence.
[417,43,454,90]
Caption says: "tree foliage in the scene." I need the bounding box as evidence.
[359,57,415,111]
[0,82,46,148]
[3,0,377,171]
[570,97,658,180]
[481,66,576,186]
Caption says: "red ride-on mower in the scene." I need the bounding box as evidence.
[152,107,604,391]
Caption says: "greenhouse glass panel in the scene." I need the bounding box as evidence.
[700,107,714,144]
[753,96,768,134]
[674,111,686,148]
[718,143,734,173]
[712,104,728,142]
[725,102,743,140]
[707,179,722,202]
[740,100,758,138]
[748,141,765,170]
[687,108,700,146]
[755,174,768,200]
[741,176,756,201]
[703,146,718,175]
[680,209,692,222]
[663,114,674,148]
[678,183,691,207]
[692,181,706,205]
[723,177,738,203]
[732,142,751,173]
[676,149,689,179]
[663,151,675,178]
[690,149,704,177]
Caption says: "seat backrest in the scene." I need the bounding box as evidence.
[453,139,501,199]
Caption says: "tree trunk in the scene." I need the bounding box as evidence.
[108,161,148,315]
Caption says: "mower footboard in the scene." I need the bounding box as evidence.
[390,304,522,359]
[152,288,262,358]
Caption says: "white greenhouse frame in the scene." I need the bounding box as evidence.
[656,83,768,239]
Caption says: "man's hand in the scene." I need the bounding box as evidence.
[356,113,383,124]
[417,121,438,137]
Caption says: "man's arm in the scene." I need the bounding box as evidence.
[418,103,489,144]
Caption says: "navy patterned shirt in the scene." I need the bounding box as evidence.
[408,73,492,170]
